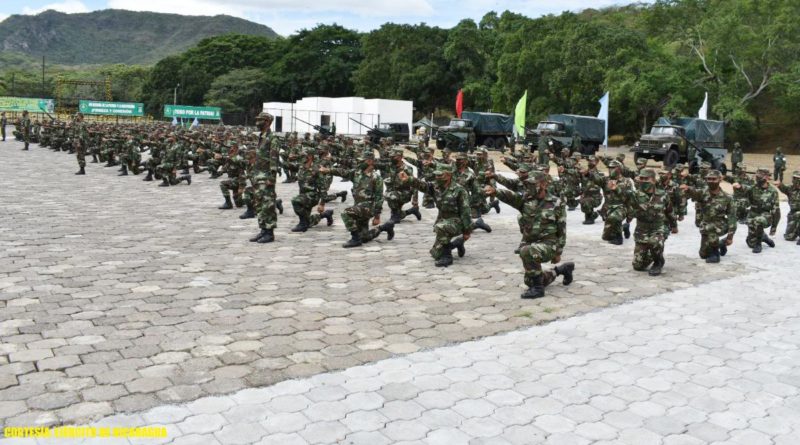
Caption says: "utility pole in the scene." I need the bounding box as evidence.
[42,56,46,97]
[174,83,180,105]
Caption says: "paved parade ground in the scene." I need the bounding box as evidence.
[1,137,799,444]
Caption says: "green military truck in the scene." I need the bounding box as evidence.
[435,111,513,152]
[525,114,605,156]
[632,117,727,173]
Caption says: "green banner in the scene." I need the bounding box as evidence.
[164,105,221,120]
[79,100,144,117]
[0,97,54,113]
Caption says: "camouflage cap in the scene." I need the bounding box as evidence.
[560,147,570,154]
[453,152,468,160]
[527,171,549,183]
[756,167,770,176]
[638,168,657,180]
[255,112,273,122]
[475,147,489,155]
[391,147,405,157]
[434,163,455,175]
[705,170,722,179]
[793,170,800,179]
[673,163,685,171]
[607,160,622,168]
[356,149,375,161]
[636,158,647,166]
[302,146,315,156]
[587,155,598,163]
[734,142,741,148]
[700,161,712,169]
[571,152,582,159]
[517,163,534,173]
[615,153,626,161]
[658,169,671,176]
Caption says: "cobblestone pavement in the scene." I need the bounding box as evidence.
[2,139,798,444]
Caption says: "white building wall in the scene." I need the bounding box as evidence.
[263,96,413,136]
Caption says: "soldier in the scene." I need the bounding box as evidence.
[118,132,144,176]
[452,152,492,232]
[320,150,395,247]
[485,171,574,299]
[672,163,689,221]
[21,110,31,150]
[579,155,603,224]
[382,146,421,223]
[773,147,787,182]
[658,169,681,238]
[1,112,6,141]
[571,131,582,155]
[537,134,550,167]
[72,113,88,175]
[635,157,647,175]
[733,167,779,253]
[776,171,800,244]
[680,170,736,263]
[723,163,753,224]
[731,142,743,174]
[286,146,334,232]
[218,142,248,209]
[685,161,711,228]
[249,113,282,244]
[472,147,501,215]
[591,160,633,245]
[554,150,582,210]
[619,169,674,276]
[408,143,437,208]
[157,137,192,187]
[399,163,472,267]
[315,143,348,204]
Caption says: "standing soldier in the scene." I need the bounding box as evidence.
[579,155,603,224]
[485,172,574,299]
[731,142,743,174]
[776,171,800,244]
[773,147,787,182]
[399,164,472,267]
[1,112,6,141]
[680,170,736,263]
[733,167,779,253]
[619,169,674,276]
[537,134,550,167]
[571,132,582,155]
[21,110,31,150]
[73,113,88,175]
[249,113,281,244]
[658,169,681,237]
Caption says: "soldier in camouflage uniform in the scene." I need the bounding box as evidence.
[453,152,492,232]
[118,132,145,176]
[773,147,786,182]
[723,163,753,223]
[249,113,282,244]
[157,138,192,187]
[407,143,437,208]
[658,169,681,238]
[485,171,574,299]
[590,160,633,244]
[776,171,800,244]
[619,169,674,276]
[400,163,472,267]
[320,150,395,247]
[218,142,248,210]
[554,151,582,210]
[731,142,743,174]
[635,158,647,175]
[71,113,89,175]
[684,161,711,228]
[285,146,334,232]
[315,143,348,204]
[382,146,421,223]
[21,110,31,151]
[681,170,736,263]
[472,147,501,215]
[579,155,603,224]
[732,167,779,253]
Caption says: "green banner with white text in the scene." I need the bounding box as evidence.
[0,97,55,113]
[79,100,144,117]
[164,105,221,120]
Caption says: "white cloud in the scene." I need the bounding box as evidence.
[22,0,90,15]
[0,13,8,23]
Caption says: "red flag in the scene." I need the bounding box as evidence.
[455,89,464,118]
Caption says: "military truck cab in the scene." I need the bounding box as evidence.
[377,123,410,143]
[525,114,604,156]
[633,117,727,173]
[435,119,474,152]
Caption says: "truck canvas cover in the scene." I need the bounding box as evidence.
[655,117,724,146]
[461,111,513,134]
[546,114,605,142]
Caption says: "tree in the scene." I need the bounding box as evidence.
[205,68,272,119]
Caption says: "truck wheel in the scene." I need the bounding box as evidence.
[483,137,494,150]
[436,140,445,150]
[494,137,506,151]
[717,161,727,175]
[633,152,642,163]
[663,149,680,169]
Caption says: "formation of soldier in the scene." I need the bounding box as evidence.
[14,111,800,299]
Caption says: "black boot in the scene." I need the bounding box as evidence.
[250,229,268,242]
[184,175,192,185]
[514,243,524,255]
[219,197,233,210]
[752,242,762,253]
[435,249,453,267]
[118,165,129,176]
[719,238,728,256]
[491,199,501,214]
[705,248,720,264]
[343,231,362,248]
[338,191,348,202]
[424,202,436,209]
[276,199,284,215]
[181,168,190,175]
[158,178,170,187]
[648,255,664,276]
[623,223,631,239]
[450,236,466,258]
[405,207,422,221]
[474,218,492,233]
[75,167,85,175]
[322,210,334,226]
[609,236,623,245]
[521,275,545,299]
[143,170,153,181]
[256,229,274,243]
[555,262,575,285]
[763,234,775,248]
[582,214,595,225]
[291,217,309,232]
[379,221,395,240]
[389,211,403,224]
[796,237,800,245]
[239,204,255,219]
[91,154,98,163]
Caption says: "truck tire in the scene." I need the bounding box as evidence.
[494,137,506,151]
[716,161,727,175]
[483,137,494,150]
[436,140,445,150]
[663,148,680,169]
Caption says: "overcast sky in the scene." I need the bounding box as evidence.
[0,0,645,36]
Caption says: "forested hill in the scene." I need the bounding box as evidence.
[0,9,279,65]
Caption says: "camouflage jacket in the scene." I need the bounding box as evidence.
[409,177,472,231]
[590,172,632,209]
[625,188,673,240]
[254,133,280,185]
[287,160,325,199]
[777,184,800,211]
[495,189,566,253]
[740,184,779,216]
[723,173,753,200]
[225,155,248,187]
[329,168,384,217]
[685,187,737,236]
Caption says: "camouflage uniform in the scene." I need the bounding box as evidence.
[382,147,420,223]
[683,170,737,262]
[554,151,582,210]
[286,147,334,232]
[72,115,89,175]
[736,168,779,253]
[453,152,491,232]
[490,172,573,299]
[624,169,673,275]
[579,156,603,224]
[773,147,786,182]
[118,135,143,176]
[723,163,753,223]
[249,114,282,243]
[731,142,743,174]
[407,143,437,208]
[686,162,711,228]
[777,171,800,243]
[218,144,248,209]
[591,160,633,244]
[658,170,681,238]
[472,148,501,216]
[21,112,31,150]
[157,142,191,186]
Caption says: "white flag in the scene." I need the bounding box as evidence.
[597,91,609,147]
[698,92,708,120]
[171,116,178,126]
[191,118,199,128]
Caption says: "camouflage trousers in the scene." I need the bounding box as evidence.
[431,217,465,259]
[146,157,162,177]
[255,181,278,230]
[342,203,381,242]
[156,163,176,183]
[220,180,244,206]
[120,150,141,174]
[206,158,222,176]
[785,210,800,241]
[74,141,86,168]
[699,222,728,258]
[632,232,665,271]
[601,205,626,240]
[734,198,749,222]
[745,212,773,247]
[291,193,323,227]
[385,189,415,213]
[24,134,30,150]
[580,190,602,220]
[694,202,703,228]
[519,240,558,287]
[562,183,580,209]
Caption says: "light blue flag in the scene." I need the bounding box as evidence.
[191,118,199,128]
[597,91,609,147]
[171,116,178,126]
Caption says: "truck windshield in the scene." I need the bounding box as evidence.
[650,127,678,136]
[379,124,391,130]
[449,120,467,128]
[537,123,561,131]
